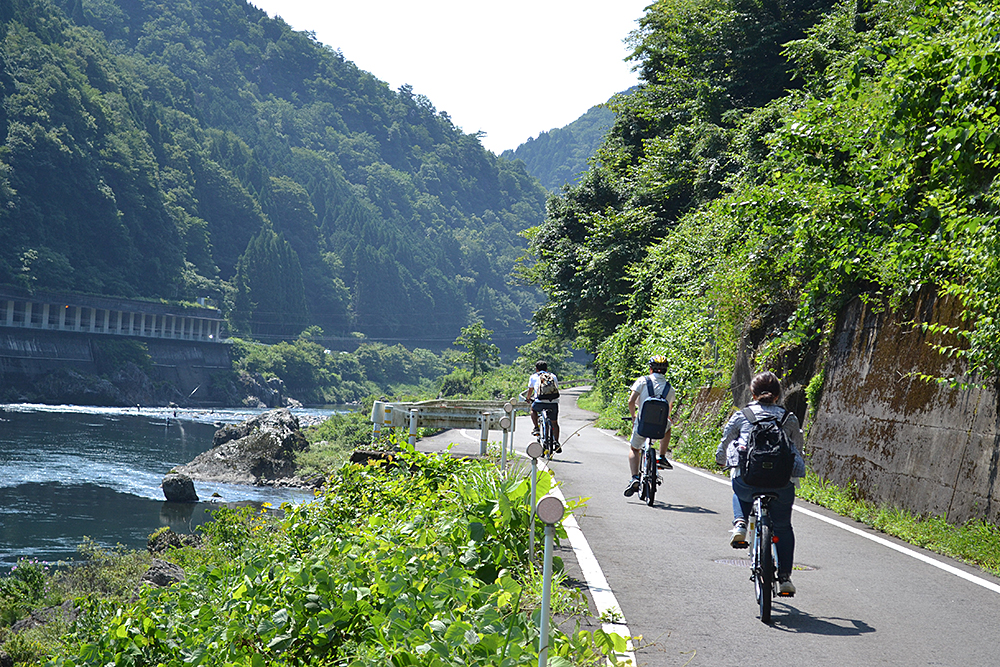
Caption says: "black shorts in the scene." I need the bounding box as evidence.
[532,400,559,418]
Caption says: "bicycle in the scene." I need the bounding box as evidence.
[538,405,559,459]
[734,491,793,623]
[522,391,559,459]
[624,417,661,507]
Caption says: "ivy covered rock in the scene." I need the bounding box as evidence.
[175,408,311,486]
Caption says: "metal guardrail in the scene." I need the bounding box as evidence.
[370,398,530,461]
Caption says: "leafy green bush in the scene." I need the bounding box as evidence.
[44,448,625,666]
[0,559,52,626]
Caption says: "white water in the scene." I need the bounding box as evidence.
[0,403,337,570]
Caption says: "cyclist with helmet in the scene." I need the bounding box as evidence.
[624,355,676,497]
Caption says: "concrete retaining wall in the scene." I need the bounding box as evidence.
[0,328,230,404]
[807,291,1000,525]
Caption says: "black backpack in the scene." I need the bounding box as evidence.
[635,376,671,439]
[739,407,795,488]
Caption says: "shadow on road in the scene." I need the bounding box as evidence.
[768,604,876,636]
[626,500,719,515]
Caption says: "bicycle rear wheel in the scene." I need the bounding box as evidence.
[643,445,656,506]
[756,523,773,623]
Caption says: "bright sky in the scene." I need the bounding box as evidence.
[248,0,651,154]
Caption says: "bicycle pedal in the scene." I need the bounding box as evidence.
[778,592,795,598]
[731,540,749,549]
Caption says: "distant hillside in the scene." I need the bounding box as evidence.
[503,93,628,192]
[0,0,547,348]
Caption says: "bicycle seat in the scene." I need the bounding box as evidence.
[753,492,780,501]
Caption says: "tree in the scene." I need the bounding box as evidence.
[232,227,309,340]
[454,321,500,376]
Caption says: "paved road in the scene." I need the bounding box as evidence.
[418,387,1000,666]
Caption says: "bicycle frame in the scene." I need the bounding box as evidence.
[637,438,660,507]
[749,493,780,623]
[538,406,557,459]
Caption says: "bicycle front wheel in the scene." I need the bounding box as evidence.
[756,523,773,623]
[644,446,656,506]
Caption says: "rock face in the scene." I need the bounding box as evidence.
[174,408,310,486]
[141,559,186,587]
[806,290,1000,525]
[148,528,202,554]
[161,472,199,502]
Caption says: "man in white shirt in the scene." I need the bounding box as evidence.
[525,360,561,451]
[624,355,675,497]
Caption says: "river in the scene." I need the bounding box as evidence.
[0,403,338,571]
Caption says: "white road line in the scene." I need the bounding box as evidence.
[536,456,637,666]
[678,459,1000,596]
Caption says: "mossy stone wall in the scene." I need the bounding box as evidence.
[807,290,1000,525]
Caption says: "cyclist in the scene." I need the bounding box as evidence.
[624,355,675,497]
[525,360,561,452]
[715,371,805,595]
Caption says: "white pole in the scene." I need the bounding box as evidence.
[408,409,419,447]
[479,412,489,456]
[370,401,383,437]
[525,441,543,565]
[539,522,554,666]
[383,403,393,442]
[535,496,564,667]
[530,459,537,563]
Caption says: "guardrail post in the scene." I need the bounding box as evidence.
[535,496,565,667]
[408,408,419,447]
[500,401,513,469]
[382,403,393,440]
[479,412,489,456]
[370,401,383,437]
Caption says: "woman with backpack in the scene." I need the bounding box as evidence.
[715,371,806,595]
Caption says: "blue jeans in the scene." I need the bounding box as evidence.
[732,475,796,577]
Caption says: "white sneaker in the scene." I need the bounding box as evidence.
[778,576,796,595]
[729,521,747,548]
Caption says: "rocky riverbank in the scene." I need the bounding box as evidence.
[167,408,322,492]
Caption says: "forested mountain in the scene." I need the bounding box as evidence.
[503,97,620,192]
[523,0,1000,404]
[0,0,547,347]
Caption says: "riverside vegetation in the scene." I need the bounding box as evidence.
[0,332,594,664]
[2,441,626,666]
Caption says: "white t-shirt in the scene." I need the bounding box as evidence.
[630,373,675,407]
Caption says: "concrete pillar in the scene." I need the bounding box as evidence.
[103,309,110,333]
[5,301,13,327]
[24,302,32,327]
[197,318,204,340]
[41,303,50,329]
[58,306,66,330]
[73,306,81,331]
[89,308,96,332]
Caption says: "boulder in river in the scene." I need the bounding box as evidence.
[161,472,199,502]
[174,408,310,486]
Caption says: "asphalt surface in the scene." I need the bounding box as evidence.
[417,387,1000,666]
